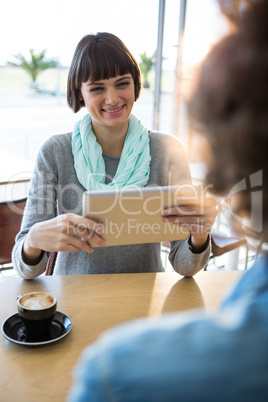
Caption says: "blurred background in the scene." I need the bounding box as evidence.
[0,0,228,163]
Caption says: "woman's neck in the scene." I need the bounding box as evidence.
[92,121,129,157]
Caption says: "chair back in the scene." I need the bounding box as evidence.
[45,252,58,276]
[0,197,27,265]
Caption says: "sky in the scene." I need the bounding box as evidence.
[0,0,227,69]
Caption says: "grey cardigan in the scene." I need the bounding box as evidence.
[12,131,210,279]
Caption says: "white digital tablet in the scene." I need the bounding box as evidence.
[82,185,192,247]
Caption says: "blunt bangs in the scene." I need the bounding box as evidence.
[80,43,137,83]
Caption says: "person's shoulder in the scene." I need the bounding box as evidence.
[37,133,73,166]
[41,133,72,150]
[149,130,180,141]
[149,130,185,149]
[149,130,187,159]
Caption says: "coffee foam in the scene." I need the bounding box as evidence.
[20,293,55,310]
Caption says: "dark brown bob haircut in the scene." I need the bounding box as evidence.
[67,32,142,113]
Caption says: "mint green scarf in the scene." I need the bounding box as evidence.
[72,113,151,190]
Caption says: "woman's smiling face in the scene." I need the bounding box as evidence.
[80,74,135,133]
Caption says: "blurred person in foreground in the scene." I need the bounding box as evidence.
[67,1,268,401]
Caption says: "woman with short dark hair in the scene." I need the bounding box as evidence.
[12,32,214,278]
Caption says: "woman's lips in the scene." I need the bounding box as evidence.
[102,105,125,115]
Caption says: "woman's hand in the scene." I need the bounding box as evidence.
[22,213,106,264]
[162,192,218,253]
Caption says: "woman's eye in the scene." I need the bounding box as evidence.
[90,87,103,92]
[118,81,130,88]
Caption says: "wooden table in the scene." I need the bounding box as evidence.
[0,271,242,401]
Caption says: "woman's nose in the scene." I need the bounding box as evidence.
[105,88,119,104]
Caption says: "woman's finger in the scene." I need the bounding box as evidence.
[55,214,106,248]
[163,215,216,226]
[57,214,106,236]
[163,195,218,216]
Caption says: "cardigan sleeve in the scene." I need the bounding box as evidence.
[12,136,59,279]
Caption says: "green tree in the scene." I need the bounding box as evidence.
[139,50,157,89]
[8,49,57,88]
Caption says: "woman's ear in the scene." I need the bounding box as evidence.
[78,90,85,107]
[78,90,83,102]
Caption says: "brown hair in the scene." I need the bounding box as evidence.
[67,32,142,113]
[188,0,268,240]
